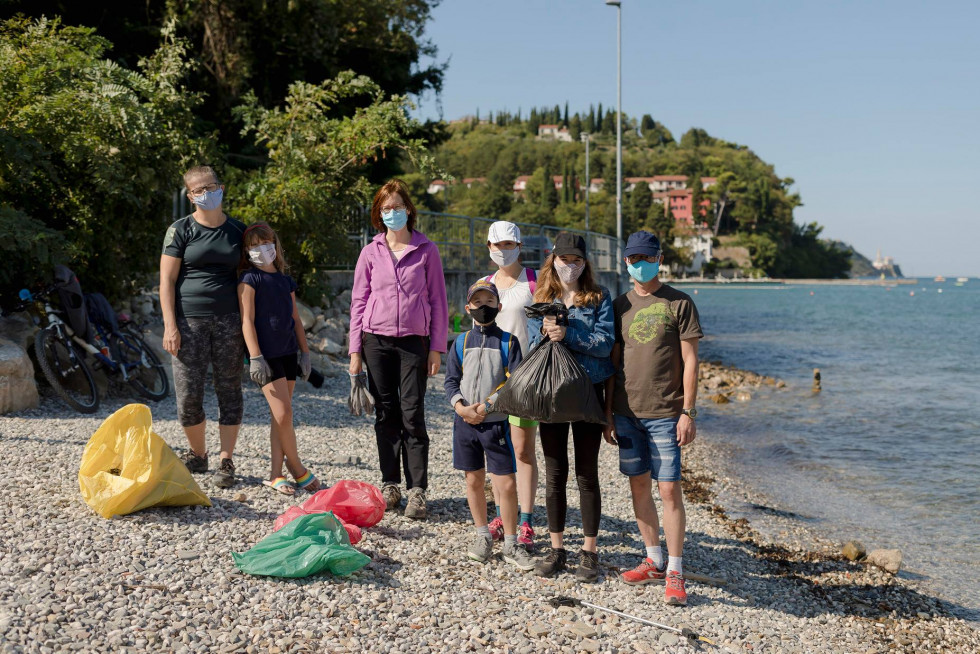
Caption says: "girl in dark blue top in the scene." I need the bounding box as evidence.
[238,223,319,495]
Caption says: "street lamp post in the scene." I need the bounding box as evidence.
[581,132,590,232]
[606,0,623,293]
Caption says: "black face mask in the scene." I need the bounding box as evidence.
[469,305,499,325]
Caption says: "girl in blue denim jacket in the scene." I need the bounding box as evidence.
[525,232,614,582]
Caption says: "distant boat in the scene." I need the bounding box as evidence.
[956,277,968,283]
[934,276,946,283]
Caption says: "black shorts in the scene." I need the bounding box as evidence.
[266,353,299,382]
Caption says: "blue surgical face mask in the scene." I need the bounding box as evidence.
[627,260,660,283]
[190,187,223,211]
[382,208,409,231]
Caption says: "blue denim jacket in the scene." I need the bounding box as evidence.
[527,288,615,384]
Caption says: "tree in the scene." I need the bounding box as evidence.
[640,114,656,132]
[0,17,203,300]
[625,184,652,235]
[233,71,443,300]
[569,114,582,141]
[6,1,447,151]
[601,109,615,134]
[563,101,569,126]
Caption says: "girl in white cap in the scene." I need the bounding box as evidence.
[482,220,539,549]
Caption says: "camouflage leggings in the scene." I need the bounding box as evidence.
[172,313,244,427]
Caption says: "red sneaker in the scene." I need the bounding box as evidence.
[621,558,667,585]
[518,521,535,549]
[488,516,504,541]
[664,571,687,606]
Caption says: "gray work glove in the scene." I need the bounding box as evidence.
[249,354,273,387]
[348,372,375,416]
[298,350,311,380]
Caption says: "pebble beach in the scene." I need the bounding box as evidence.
[1,360,977,654]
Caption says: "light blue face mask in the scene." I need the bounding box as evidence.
[627,259,660,283]
[382,208,409,231]
[190,187,223,211]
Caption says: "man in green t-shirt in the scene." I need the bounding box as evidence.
[603,231,703,607]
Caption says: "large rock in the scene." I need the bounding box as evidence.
[317,317,347,345]
[296,300,315,331]
[0,338,39,413]
[842,541,866,561]
[336,289,352,310]
[866,548,902,574]
[0,315,38,355]
[310,336,343,356]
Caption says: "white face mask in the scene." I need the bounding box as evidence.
[248,243,277,267]
[489,247,520,267]
[554,259,585,284]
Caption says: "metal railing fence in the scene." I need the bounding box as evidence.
[349,210,621,273]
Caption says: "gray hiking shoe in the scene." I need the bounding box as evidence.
[502,542,536,571]
[382,484,402,512]
[576,548,600,583]
[467,534,493,562]
[213,457,236,488]
[404,488,427,520]
[181,450,208,473]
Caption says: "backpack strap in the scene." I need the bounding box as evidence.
[454,330,468,364]
[499,331,512,375]
[526,267,536,295]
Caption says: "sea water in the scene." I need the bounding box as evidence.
[685,280,980,620]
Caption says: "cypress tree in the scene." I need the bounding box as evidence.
[563,101,569,126]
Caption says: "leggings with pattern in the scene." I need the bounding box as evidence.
[172,313,244,427]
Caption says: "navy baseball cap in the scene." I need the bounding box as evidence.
[624,231,662,257]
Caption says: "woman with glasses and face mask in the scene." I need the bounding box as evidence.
[160,165,246,489]
[348,179,449,521]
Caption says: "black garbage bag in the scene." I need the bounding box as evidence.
[490,303,606,424]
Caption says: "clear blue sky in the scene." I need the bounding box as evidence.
[414,0,980,278]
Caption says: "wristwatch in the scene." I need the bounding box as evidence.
[681,407,698,419]
[483,400,493,416]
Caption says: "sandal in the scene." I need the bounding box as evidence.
[262,477,296,495]
[294,469,320,493]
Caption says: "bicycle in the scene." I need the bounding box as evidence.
[87,304,169,402]
[10,285,100,413]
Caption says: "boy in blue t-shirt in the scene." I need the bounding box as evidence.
[445,280,535,570]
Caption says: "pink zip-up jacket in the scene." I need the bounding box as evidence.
[348,230,449,355]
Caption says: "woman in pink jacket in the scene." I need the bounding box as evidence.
[349,179,448,520]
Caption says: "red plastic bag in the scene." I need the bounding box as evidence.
[301,481,385,528]
[273,505,307,532]
[273,505,363,544]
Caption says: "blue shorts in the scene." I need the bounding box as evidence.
[452,418,516,476]
[615,415,682,482]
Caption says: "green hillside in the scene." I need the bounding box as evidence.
[405,108,850,278]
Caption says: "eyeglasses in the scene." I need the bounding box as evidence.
[188,182,220,196]
[381,203,406,213]
[625,253,661,265]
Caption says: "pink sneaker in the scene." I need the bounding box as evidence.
[518,521,535,549]
[488,516,504,541]
[664,571,688,606]
[621,557,667,586]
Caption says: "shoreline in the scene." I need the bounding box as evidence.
[0,358,977,652]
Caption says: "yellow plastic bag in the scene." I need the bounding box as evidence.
[78,403,211,518]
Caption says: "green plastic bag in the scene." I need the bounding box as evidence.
[232,511,370,578]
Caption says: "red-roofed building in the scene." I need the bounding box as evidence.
[701,177,717,189]
[427,179,448,194]
[650,175,688,192]
[667,189,711,226]
[462,177,486,188]
[537,124,573,142]
[588,178,605,193]
[513,175,531,193]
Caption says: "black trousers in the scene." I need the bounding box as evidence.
[361,332,430,490]
[539,383,605,538]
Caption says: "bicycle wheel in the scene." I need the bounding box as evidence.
[111,330,169,401]
[34,327,100,413]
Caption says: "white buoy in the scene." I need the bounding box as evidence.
[910,291,915,296]
[938,288,943,293]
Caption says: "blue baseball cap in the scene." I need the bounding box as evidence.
[624,231,662,257]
